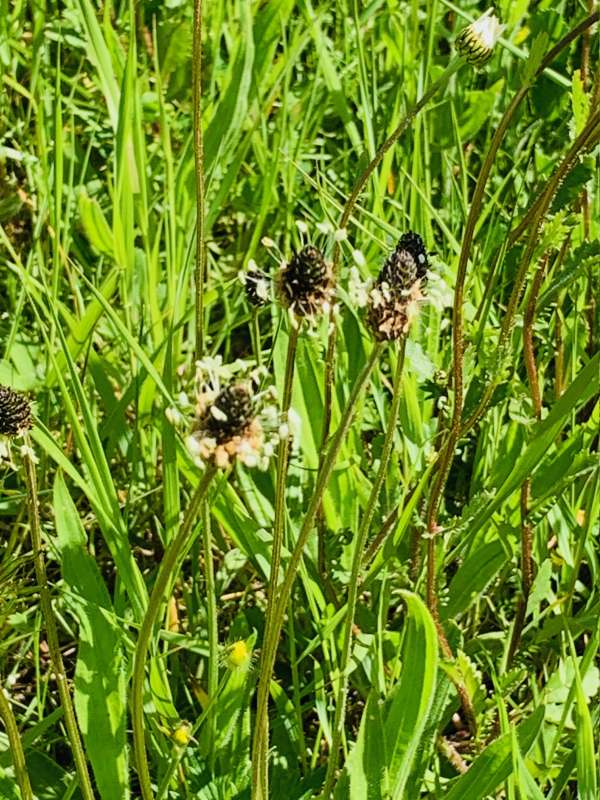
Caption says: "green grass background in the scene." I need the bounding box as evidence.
[0,0,599,797]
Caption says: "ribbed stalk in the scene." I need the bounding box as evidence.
[321,340,405,796]
[132,465,217,800]
[254,324,300,793]
[193,0,206,360]
[22,435,95,800]
[0,683,33,800]
[251,342,384,800]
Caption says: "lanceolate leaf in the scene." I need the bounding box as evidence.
[53,472,129,800]
[384,592,438,799]
[468,353,599,538]
[445,707,545,800]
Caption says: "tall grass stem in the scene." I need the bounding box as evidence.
[0,685,33,800]
[193,0,206,360]
[254,323,300,790]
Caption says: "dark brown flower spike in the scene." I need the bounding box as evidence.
[278,245,334,318]
[0,386,32,437]
[366,234,429,341]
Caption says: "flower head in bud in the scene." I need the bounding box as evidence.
[171,721,193,748]
[0,386,32,437]
[186,360,279,470]
[278,245,334,319]
[366,234,429,341]
[455,8,504,66]
[223,639,253,672]
[239,260,271,307]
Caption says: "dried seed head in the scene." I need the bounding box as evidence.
[366,280,424,341]
[366,234,429,341]
[0,386,32,437]
[455,8,504,66]
[278,245,334,318]
[380,247,420,290]
[201,384,254,444]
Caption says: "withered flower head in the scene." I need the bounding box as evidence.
[278,245,334,318]
[185,358,279,470]
[239,260,270,307]
[366,235,429,341]
[0,386,32,437]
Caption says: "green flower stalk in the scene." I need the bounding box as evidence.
[0,686,33,800]
[322,233,429,796]
[134,362,279,799]
[252,339,385,800]
[132,465,217,800]
[4,389,96,800]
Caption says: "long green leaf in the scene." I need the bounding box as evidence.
[384,592,438,799]
[53,472,129,800]
[445,707,545,800]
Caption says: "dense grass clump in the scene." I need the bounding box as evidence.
[0,1,599,799]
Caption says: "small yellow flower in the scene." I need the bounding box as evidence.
[171,721,192,748]
[224,639,253,671]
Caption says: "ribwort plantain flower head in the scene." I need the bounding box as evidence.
[184,358,280,470]
[366,233,429,341]
[455,8,504,66]
[278,245,334,319]
[0,386,32,438]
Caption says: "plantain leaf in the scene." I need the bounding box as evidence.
[384,592,438,799]
[53,472,129,800]
[445,707,545,800]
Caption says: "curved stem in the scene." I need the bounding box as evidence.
[132,465,217,800]
[320,56,465,454]
[506,252,547,665]
[322,340,405,797]
[193,0,206,359]
[251,342,384,800]
[460,112,600,435]
[424,19,600,618]
[22,436,95,800]
[0,683,33,800]
[254,323,300,794]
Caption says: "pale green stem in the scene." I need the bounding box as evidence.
[202,498,218,769]
[132,465,217,800]
[255,323,300,796]
[0,683,33,800]
[251,342,384,800]
[321,340,405,797]
[22,435,95,800]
